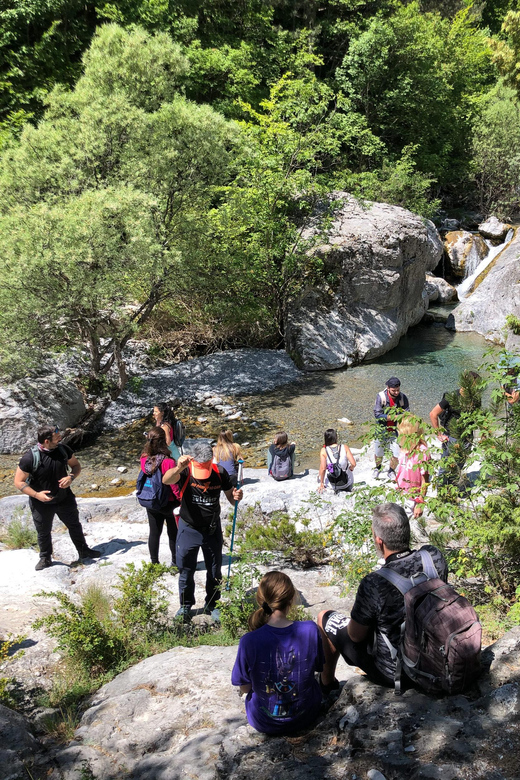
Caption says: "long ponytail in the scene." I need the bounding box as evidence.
[248,571,296,631]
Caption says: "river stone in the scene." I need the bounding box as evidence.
[285,194,443,370]
[444,231,489,279]
[0,374,86,454]
[424,275,458,304]
[479,216,512,241]
[449,228,520,343]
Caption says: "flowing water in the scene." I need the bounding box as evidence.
[239,322,496,470]
[457,229,514,299]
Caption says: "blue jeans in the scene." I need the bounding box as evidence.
[176,518,223,609]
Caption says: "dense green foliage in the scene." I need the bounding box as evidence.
[0,1,519,383]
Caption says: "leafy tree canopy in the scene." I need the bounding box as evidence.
[0,24,236,392]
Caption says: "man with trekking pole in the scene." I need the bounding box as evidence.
[162,441,243,623]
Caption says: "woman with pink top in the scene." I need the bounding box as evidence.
[140,426,181,566]
[395,415,430,518]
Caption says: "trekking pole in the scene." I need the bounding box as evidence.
[226,459,244,590]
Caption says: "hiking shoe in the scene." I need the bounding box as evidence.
[372,467,381,480]
[387,468,396,481]
[319,675,340,697]
[175,606,192,623]
[203,607,221,622]
[35,557,52,571]
[80,548,101,560]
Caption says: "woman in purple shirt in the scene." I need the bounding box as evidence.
[231,572,324,735]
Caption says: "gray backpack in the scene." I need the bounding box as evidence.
[377,549,481,695]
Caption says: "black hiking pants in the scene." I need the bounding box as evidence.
[146,504,178,565]
[29,493,88,560]
[176,518,222,610]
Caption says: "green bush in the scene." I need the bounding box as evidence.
[33,591,125,674]
[231,503,333,568]
[1,508,38,549]
[114,563,172,638]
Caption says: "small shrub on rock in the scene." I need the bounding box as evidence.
[0,507,38,549]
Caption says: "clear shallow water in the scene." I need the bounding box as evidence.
[0,321,497,494]
[243,322,497,469]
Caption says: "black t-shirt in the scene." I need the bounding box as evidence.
[351,545,448,681]
[438,390,461,436]
[19,444,74,505]
[179,464,233,531]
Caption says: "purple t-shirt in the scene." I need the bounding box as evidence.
[231,621,324,735]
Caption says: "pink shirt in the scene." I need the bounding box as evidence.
[140,456,181,503]
[396,445,430,499]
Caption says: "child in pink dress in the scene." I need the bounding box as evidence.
[395,415,430,518]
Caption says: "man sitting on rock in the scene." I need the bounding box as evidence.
[317,502,447,690]
[14,425,101,570]
[163,441,243,622]
[373,377,410,480]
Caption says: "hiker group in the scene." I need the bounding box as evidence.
[12,359,519,737]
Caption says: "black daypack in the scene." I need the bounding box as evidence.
[376,549,481,695]
[173,419,186,449]
[136,457,171,510]
[325,446,352,493]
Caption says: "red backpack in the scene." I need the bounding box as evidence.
[377,549,482,695]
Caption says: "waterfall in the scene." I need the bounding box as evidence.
[457,229,514,300]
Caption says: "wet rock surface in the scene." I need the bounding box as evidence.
[450,228,520,343]
[444,231,489,279]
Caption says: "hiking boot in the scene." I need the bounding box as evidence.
[35,557,52,571]
[79,548,101,560]
[175,606,192,623]
[372,467,381,480]
[387,468,396,481]
[203,606,221,622]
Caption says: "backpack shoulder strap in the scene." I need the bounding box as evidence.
[419,548,439,579]
[212,462,221,481]
[378,390,387,404]
[178,464,192,501]
[30,445,40,473]
[376,567,415,596]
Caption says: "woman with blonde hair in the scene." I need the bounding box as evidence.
[231,571,324,735]
[213,429,243,488]
[395,414,430,518]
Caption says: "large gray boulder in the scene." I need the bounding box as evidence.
[285,195,443,370]
[450,228,520,342]
[424,274,458,304]
[479,216,512,242]
[444,230,489,278]
[0,374,86,454]
[50,628,520,780]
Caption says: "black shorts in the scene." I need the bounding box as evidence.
[322,610,393,687]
